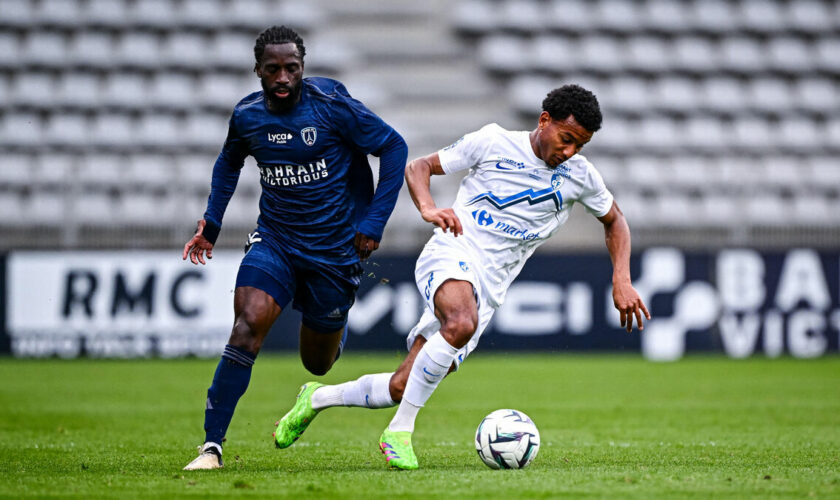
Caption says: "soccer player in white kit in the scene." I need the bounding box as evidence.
[272,85,650,469]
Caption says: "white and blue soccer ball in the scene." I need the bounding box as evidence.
[475,409,540,469]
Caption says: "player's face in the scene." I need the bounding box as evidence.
[256,42,303,112]
[534,112,593,168]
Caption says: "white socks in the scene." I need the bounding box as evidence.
[388,333,459,432]
[310,372,395,410]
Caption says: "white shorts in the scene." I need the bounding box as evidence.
[406,235,497,369]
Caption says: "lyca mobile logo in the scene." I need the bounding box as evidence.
[268,132,293,144]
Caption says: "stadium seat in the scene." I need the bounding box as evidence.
[57,73,102,110]
[182,113,229,149]
[744,193,791,226]
[31,153,74,188]
[681,117,728,154]
[77,154,126,187]
[719,36,767,74]
[777,118,824,153]
[115,32,162,69]
[477,36,531,74]
[653,77,699,114]
[701,193,739,225]
[148,74,195,110]
[452,0,499,36]
[546,0,596,33]
[197,74,254,109]
[0,113,43,147]
[20,31,67,68]
[530,36,577,74]
[136,114,181,148]
[35,0,84,28]
[209,32,254,70]
[128,0,177,29]
[625,36,672,74]
[738,0,786,34]
[11,73,55,109]
[672,36,718,74]
[595,0,642,33]
[788,0,834,33]
[767,37,815,74]
[0,192,25,226]
[746,78,793,114]
[0,0,34,28]
[128,155,175,189]
[691,0,739,34]
[700,77,747,114]
[577,36,625,73]
[179,0,224,29]
[643,0,690,34]
[120,191,178,224]
[26,191,66,226]
[46,114,92,148]
[177,154,216,191]
[0,32,19,68]
[794,78,838,114]
[160,33,208,70]
[638,116,679,153]
[808,157,840,188]
[101,73,149,109]
[224,0,273,30]
[73,191,118,225]
[497,0,545,33]
[814,37,840,73]
[732,117,773,152]
[605,76,652,114]
[90,114,135,149]
[70,31,115,69]
[84,0,129,29]
[0,154,32,187]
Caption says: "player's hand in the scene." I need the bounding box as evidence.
[183,219,214,265]
[612,281,651,333]
[354,232,379,261]
[421,207,463,236]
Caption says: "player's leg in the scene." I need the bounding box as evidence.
[186,236,294,470]
[185,285,283,470]
[380,279,478,470]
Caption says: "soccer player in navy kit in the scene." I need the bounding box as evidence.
[182,26,408,470]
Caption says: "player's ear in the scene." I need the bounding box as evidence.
[538,111,551,129]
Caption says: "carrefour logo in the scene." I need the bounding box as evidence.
[471,209,540,241]
[471,209,494,226]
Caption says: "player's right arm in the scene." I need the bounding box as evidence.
[183,112,248,265]
[404,153,463,236]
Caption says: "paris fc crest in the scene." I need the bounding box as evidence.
[550,170,565,191]
[301,127,317,146]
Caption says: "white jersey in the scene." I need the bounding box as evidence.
[433,123,614,307]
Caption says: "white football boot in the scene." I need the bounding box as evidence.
[183,442,223,470]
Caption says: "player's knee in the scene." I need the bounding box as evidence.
[440,313,478,348]
[301,355,333,376]
[228,312,264,354]
[389,373,406,402]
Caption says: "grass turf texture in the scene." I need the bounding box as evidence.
[0,354,837,498]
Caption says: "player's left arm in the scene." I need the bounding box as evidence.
[334,87,408,259]
[598,201,651,332]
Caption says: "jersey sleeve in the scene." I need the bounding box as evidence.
[332,83,408,241]
[579,163,614,217]
[202,113,249,244]
[437,124,496,174]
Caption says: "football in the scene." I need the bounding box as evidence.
[475,409,540,469]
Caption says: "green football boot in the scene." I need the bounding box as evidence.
[273,382,323,449]
[379,429,418,470]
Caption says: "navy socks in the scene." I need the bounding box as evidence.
[204,344,256,446]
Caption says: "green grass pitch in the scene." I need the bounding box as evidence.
[0,353,838,498]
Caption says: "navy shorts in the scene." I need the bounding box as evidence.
[235,231,362,333]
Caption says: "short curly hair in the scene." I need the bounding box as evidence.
[542,84,602,132]
[254,25,306,65]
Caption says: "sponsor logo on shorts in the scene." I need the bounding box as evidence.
[424,272,435,300]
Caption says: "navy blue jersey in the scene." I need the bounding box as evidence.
[202,77,407,265]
